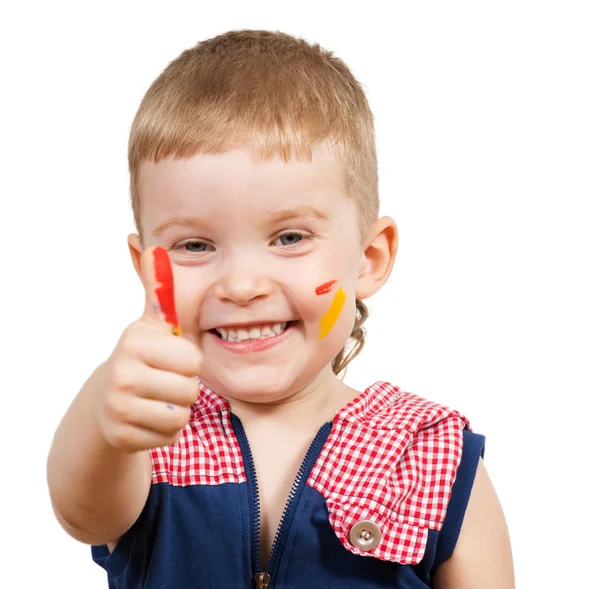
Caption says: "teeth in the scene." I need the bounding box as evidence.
[216,322,288,342]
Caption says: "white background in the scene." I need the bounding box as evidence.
[1,1,598,587]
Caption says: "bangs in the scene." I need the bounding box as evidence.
[129,30,378,239]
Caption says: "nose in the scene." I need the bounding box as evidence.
[213,252,274,305]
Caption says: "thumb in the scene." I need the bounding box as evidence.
[140,246,182,336]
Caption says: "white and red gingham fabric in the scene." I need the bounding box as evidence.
[307,381,470,565]
[150,381,246,486]
[150,380,469,566]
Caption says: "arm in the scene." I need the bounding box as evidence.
[47,247,201,547]
[433,459,515,589]
[47,247,202,547]
[47,362,152,546]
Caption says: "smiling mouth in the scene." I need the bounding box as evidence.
[210,321,295,343]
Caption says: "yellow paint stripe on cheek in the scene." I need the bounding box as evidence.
[319,287,347,340]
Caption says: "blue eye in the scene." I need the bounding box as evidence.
[274,232,306,246]
[172,240,212,253]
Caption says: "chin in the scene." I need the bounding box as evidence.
[201,371,297,404]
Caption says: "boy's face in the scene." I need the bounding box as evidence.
[130,147,370,404]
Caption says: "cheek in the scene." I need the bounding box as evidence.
[171,269,205,326]
[316,286,347,340]
[310,276,358,342]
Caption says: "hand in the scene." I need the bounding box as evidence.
[94,246,202,453]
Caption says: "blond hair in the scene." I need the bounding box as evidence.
[129,29,378,375]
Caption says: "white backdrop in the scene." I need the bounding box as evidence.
[1,1,598,587]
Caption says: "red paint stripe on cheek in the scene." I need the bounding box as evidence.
[315,280,337,295]
[152,248,179,328]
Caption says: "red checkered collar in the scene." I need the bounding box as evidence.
[192,378,230,414]
[192,377,468,432]
[189,378,405,423]
[178,379,470,565]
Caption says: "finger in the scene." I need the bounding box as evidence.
[136,334,203,378]
[123,396,192,437]
[140,246,181,336]
[108,423,184,453]
[130,365,200,406]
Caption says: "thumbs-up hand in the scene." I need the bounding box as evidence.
[94,247,203,453]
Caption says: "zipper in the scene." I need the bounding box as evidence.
[254,572,271,588]
[231,414,331,588]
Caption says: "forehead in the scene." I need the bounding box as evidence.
[138,146,349,230]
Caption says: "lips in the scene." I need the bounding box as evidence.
[209,321,296,353]
[212,322,289,342]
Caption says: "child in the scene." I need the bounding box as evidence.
[47,29,514,588]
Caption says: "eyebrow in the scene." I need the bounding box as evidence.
[152,217,208,237]
[265,205,330,224]
[152,205,330,237]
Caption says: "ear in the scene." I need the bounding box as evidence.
[127,233,144,282]
[355,216,398,300]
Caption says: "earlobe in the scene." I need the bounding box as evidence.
[127,233,144,281]
[355,216,398,300]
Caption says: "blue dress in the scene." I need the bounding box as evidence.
[92,381,485,588]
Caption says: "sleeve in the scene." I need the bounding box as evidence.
[91,544,119,587]
[91,525,136,584]
[90,484,158,583]
[432,428,486,568]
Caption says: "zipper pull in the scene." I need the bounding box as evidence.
[254,572,271,588]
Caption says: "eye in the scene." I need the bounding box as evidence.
[273,232,310,247]
[172,240,214,253]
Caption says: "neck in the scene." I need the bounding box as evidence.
[223,368,359,430]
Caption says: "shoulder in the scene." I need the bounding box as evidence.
[433,459,515,588]
[346,381,471,432]
[309,382,475,565]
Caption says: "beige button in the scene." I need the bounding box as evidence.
[349,520,382,551]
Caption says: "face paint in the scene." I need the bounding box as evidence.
[315,280,337,295]
[319,287,347,339]
[152,247,182,336]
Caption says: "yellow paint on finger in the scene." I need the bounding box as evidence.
[319,287,347,339]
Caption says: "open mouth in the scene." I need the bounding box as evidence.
[210,321,296,343]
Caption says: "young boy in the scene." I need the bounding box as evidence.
[47,30,514,588]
